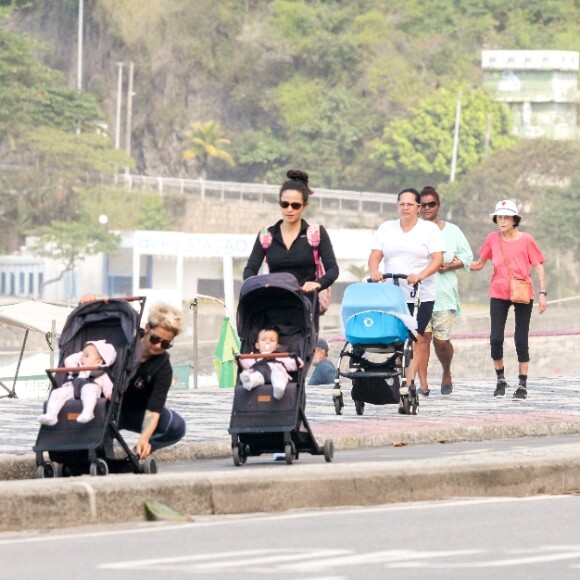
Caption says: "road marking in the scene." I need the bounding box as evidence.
[386,546,580,569]
[0,494,570,546]
[100,549,350,571]
[283,549,484,572]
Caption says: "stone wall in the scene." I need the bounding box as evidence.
[175,197,388,234]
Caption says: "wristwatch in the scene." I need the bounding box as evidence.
[540,291,547,296]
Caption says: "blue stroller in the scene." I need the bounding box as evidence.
[333,274,419,416]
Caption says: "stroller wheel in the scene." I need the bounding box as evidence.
[232,444,246,467]
[323,439,334,463]
[411,394,419,415]
[284,442,294,465]
[89,458,109,477]
[141,456,158,475]
[401,395,411,415]
[354,399,365,416]
[333,396,343,415]
[36,462,57,479]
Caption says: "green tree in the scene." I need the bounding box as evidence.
[30,221,120,298]
[182,121,235,179]
[372,85,515,187]
[0,29,103,144]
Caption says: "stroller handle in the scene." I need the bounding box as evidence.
[46,365,106,374]
[367,273,420,297]
[237,352,292,360]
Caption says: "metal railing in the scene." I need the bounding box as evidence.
[111,174,398,213]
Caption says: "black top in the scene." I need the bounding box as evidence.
[122,352,173,414]
[243,220,339,290]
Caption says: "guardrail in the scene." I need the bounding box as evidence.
[112,174,398,213]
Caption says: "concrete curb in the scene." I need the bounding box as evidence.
[5,420,580,481]
[2,455,580,532]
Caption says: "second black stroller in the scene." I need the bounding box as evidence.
[33,297,152,477]
[229,273,334,465]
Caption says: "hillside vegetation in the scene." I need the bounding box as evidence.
[0,0,579,295]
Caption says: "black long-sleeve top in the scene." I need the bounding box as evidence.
[243,219,339,290]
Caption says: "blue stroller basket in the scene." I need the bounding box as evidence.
[333,275,419,416]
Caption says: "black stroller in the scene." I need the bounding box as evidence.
[33,297,152,477]
[228,273,334,465]
[333,274,420,416]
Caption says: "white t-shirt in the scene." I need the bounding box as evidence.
[371,219,446,302]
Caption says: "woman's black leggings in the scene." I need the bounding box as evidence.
[489,297,534,363]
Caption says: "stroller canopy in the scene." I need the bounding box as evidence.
[341,283,417,337]
[237,273,316,359]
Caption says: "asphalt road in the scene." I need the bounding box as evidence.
[162,433,580,473]
[1,495,579,579]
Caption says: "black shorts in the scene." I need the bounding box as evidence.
[407,301,434,335]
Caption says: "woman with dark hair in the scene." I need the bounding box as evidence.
[470,200,547,400]
[243,169,339,331]
[368,187,445,401]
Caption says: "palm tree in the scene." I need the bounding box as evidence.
[348,263,368,281]
[182,121,235,179]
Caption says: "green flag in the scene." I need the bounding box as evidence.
[213,316,241,388]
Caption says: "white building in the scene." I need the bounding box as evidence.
[482,50,579,140]
[0,229,376,312]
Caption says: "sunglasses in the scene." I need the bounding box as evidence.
[279,200,304,210]
[149,334,173,349]
[421,201,439,209]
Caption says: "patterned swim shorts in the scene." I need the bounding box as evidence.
[425,309,456,340]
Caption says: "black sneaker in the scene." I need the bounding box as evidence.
[513,386,528,400]
[441,384,453,396]
[493,379,507,398]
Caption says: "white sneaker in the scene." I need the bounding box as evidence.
[240,370,264,391]
[240,370,252,391]
[76,413,95,424]
[270,366,287,400]
[38,414,58,426]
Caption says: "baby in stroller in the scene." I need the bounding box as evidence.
[239,326,304,400]
[37,340,117,426]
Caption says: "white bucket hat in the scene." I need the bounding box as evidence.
[85,340,117,367]
[489,199,520,217]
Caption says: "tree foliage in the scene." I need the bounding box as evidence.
[372,85,516,187]
[30,220,120,298]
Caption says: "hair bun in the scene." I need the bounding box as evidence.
[286,169,309,184]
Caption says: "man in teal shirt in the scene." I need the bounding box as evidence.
[419,186,473,396]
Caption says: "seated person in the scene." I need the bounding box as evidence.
[308,338,336,385]
[38,340,117,425]
[239,326,303,400]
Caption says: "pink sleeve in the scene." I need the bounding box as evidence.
[478,232,495,260]
[64,351,82,367]
[98,375,114,398]
[278,356,299,371]
[525,234,545,266]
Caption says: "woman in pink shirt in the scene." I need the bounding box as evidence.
[471,200,547,400]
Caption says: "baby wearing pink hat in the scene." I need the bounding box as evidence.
[38,340,117,426]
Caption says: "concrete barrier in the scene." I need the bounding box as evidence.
[2,455,580,532]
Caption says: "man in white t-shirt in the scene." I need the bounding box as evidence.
[369,188,445,400]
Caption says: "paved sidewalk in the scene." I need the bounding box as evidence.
[2,375,580,463]
[2,376,580,531]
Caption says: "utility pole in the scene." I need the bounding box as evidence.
[77,0,84,90]
[114,62,124,149]
[125,62,135,156]
[449,90,462,183]
[484,113,492,157]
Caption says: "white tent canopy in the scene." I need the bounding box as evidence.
[0,300,72,334]
[0,300,73,398]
